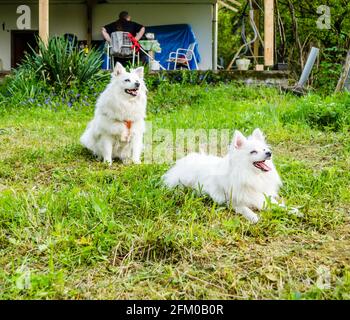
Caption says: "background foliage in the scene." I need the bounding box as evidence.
[218,0,350,91]
[3,37,108,103]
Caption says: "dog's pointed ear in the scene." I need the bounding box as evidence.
[252,128,265,142]
[113,62,126,76]
[133,66,144,79]
[231,130,246,149]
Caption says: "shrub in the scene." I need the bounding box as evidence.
[313,47,347,94]
[145,70,237,90]
[280,94,350,131]
[147,82,207,114]
[4,36,108,100]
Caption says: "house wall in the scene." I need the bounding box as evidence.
[0,3,87,70]
[0,2,213,71]
[0,4,39,71]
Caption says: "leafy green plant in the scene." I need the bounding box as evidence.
[218,9,242,68]
[280,94,350,131]
[31,36,104,88]
[145,70,231,90]
[5,36,106,99]
[313,47,347,94]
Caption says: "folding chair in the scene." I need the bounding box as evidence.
[167,42,199,70]
[106,31,139,70]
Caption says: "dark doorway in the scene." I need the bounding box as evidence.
[11,30,38,68]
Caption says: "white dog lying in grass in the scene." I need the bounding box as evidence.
[163,128,286,223]
[80,62,147,165]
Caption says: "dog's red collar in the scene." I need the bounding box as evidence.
[124,120,133,139]
[124,120,133,130]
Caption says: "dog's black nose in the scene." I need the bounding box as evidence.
[135,82,140,88]
[265,151,272,158]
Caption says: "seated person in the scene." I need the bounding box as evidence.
[102,11,146,66]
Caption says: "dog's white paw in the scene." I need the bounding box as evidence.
[132,159,141,165]
[122,158,132,165]
[288,207,304,217]
[246,213,259,224]
[103,159,112,166]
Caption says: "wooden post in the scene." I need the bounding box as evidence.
[264,0,274,67]
[87,0,94,49]
[39,0,49,45]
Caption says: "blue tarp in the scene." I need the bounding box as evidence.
[145,24,201,70]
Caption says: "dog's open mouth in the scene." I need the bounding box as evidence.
[253,160,271,172]
[125,88,138,97]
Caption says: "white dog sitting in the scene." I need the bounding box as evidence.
[80,62,147,165]
[162,128,283,223]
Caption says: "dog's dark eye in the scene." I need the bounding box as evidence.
[124,79,131,82]
[250,150,257,154]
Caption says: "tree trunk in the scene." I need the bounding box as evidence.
[335,49,350,92]
[288,0,303,70]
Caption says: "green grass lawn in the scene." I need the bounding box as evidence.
[0,84,349,299]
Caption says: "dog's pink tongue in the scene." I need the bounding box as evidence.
[260,161,271,171]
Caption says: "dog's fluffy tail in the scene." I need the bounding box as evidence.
[162,153,201,189]
[162,159,190,188]
[162,161,187,188]
[80,122,94,151]
[162,170,179,188]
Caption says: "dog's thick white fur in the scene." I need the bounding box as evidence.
[80,62,147,165]
[162,128,283,223]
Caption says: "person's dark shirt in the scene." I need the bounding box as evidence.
[104,19,144,37]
